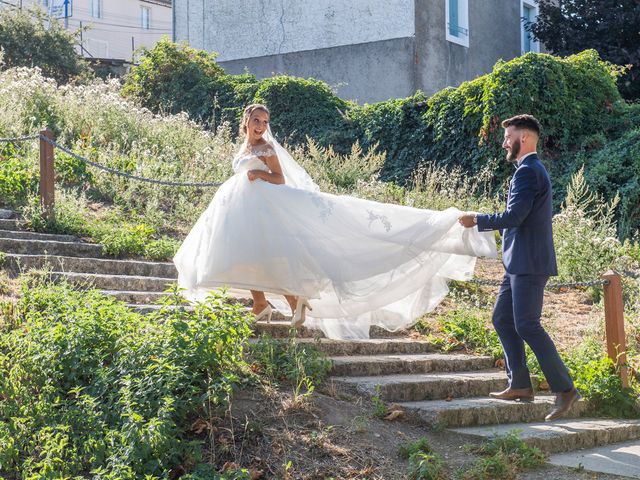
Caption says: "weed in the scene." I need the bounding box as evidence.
[371,385,388,418]
[250,335,332,404]
[461,431,545,480]
[399,438,447,480]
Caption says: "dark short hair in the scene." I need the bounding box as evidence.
[501,114,541,136]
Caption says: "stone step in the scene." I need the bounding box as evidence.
[2,253,176,278]
[451,418,640,455]
[329,353,495,377]
[0,237,104,258]
[0,218,24,231]
[0,229,80,243]
[331,370,517,402]
[52,272,174,292]
[103,290,169,304]
[399,396,589,428]
[130,303,290,323]
[294,338,438,356]
[548,439,640,478]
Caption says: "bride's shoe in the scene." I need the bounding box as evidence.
[291,298,312,328]
[254,304,273,323]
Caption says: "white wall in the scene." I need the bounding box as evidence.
[19,0,172,60]
[175,0,415,61]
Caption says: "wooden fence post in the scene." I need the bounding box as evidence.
[39,128,55,221]
[602,270,629,388]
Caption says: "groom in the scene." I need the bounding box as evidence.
[459,114,580,422]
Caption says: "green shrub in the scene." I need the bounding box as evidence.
[349,50,625,187]
[462,431,545,479]
[144,236,181,261]
[577,128,640,238]
[435,308,503,359]
[348,92,430,180]
[254,75,354,149]
[122,39,257,128]
[0,280,252,478]
[553,168,638,283]
[0,148,38,206]
[55,150,94,186]
[399,438,446,480]
[250,335,332,397]
[564,339,640,418]
[0,7,93,83]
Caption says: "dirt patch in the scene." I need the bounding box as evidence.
[206,386,629,480]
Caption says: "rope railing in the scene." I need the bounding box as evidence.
[1,131,223,188]
[467,277,610,289]
[1,129,635,387]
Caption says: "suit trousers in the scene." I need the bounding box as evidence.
[492,273,574,393]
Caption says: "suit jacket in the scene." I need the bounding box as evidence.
[476,154,558,276]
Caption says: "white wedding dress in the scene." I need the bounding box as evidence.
[174,132,496,339]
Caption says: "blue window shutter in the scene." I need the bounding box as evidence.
[449,0,459,36]
[523,5,532,52]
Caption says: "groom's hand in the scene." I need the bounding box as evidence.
[458,214,477,228]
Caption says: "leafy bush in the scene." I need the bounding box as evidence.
[349,50,625,186]
[433,308,503,359]
[0,7,92,83]
[462,431,545,480]
[553,168,638,283]
[254,75,353,149]
[122,39,258,129]
[0,146,38,206]
[576,128,640,238]
[0,280,252,478]
[564,339,640,418]
[250,335,332,395]
[398,438,447,480]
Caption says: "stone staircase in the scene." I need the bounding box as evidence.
[1,215,639,478]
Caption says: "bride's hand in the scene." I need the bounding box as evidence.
[247,170,261,181]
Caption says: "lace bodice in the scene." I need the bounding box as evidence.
[232,153,271,174]
[232,144,275,174]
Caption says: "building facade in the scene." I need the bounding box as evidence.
[174,0,541,104]
[13,0,172,61]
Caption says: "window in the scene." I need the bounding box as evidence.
[90,0,102,19]
[84,38,109,58]
[141,6,151,29]
[521,1,540,53]
[40,0,50,8]
[446,0,469,47]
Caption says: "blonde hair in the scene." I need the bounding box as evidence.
[241,103,270,135]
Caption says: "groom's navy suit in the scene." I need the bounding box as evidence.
[476,153,573,393]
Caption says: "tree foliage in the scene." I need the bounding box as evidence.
[122,39,258,128]
[530,0,640,99]
[0,6,92,83]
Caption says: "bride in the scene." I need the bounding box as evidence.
[174,104,496,340]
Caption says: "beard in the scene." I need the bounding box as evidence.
[506,139,521,163]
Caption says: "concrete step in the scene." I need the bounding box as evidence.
[0,237,104,258]
[548,439,640,478]
[103,290,169,304]
[294,338,438,356]
[0,229,80,243]
[0,218,24,231]
[451,418,640,455]
[329,353,495,377]
[331,370,516,402]
[2,253,176,278]
[131,303,288,322]
[52,272,174,291]
[400,396,589,428]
